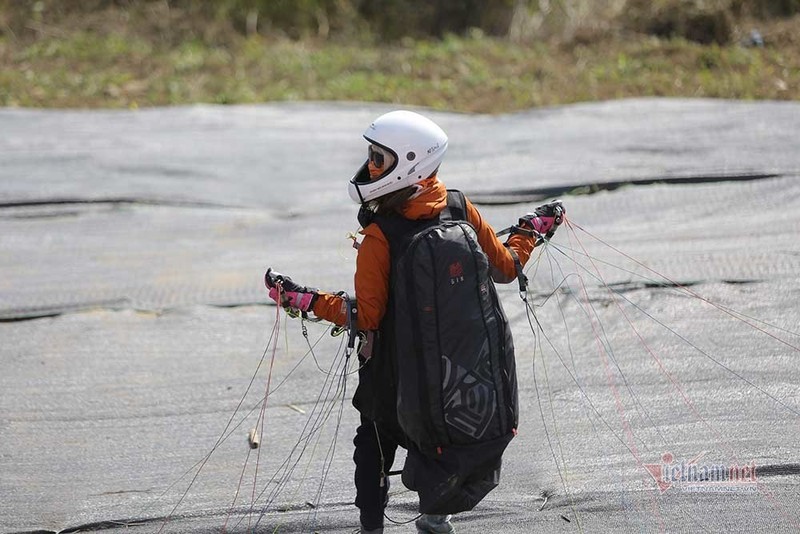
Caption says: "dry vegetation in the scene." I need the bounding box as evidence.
[0,0,798,112]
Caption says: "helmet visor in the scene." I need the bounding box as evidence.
[367,144,396,178]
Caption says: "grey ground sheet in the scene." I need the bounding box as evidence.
[1,99,799,533]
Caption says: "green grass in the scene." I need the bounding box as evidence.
[1,21,798,112]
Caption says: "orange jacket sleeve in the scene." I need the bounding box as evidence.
[465,197,537,283]
[311,290,348,327]
[311,223,390,330]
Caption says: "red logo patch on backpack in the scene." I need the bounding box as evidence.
[449,261,465,285]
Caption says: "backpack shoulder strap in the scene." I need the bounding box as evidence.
[441,189,467,222]
[373,212,428,260]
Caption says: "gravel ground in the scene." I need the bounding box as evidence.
[1,99,799,533]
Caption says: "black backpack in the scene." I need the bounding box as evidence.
[372,190,519,514]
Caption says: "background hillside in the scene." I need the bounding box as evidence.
[1,0,798,111]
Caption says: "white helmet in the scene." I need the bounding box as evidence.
[348,110,448,203]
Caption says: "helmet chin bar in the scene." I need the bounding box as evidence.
[349,174,408,204]
[348,179,365,203]
[348,161,369,203]
[348,159,409,204]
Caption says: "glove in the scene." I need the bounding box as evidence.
[264,268,318,313]
[519,200,565,239]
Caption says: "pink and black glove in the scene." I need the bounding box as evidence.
[519,200,565,240]
[264,268,318,313]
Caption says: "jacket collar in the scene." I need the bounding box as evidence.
[400,176,447,220]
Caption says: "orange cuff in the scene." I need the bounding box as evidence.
[312,292,348,327]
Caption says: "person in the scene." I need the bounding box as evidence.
[266,110,564,533]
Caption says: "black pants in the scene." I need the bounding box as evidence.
[353,415,399,530]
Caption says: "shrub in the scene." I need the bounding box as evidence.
[730,0,800,18]
[622,0,734,44]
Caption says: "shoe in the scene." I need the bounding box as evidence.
[416,513,455,533]
[355,527,383,533]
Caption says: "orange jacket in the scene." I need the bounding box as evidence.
[312,176,537,330]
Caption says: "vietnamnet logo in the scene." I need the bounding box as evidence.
[644,452,758,494]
